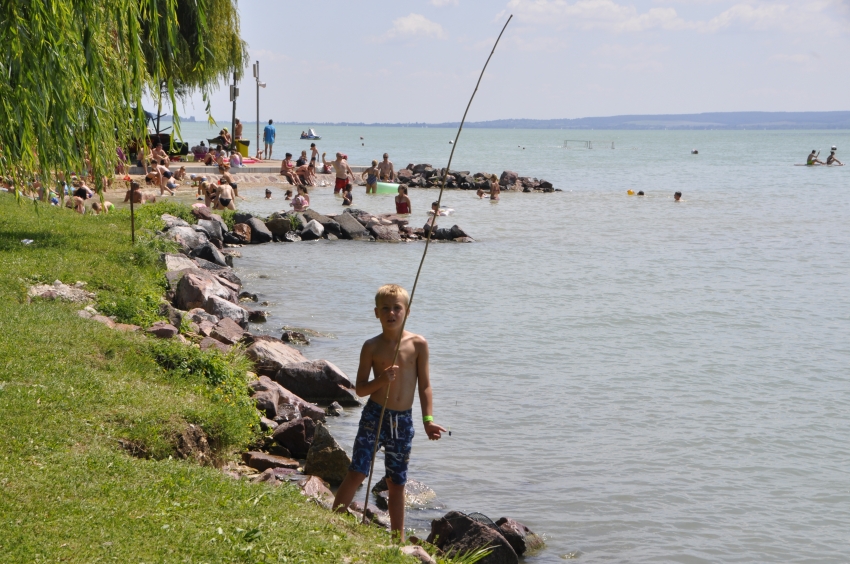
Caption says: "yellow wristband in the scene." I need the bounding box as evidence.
[423,415,434,423]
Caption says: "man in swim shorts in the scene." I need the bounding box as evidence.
[323,152,355,194]
[332,285,445,541]
[807,150,825,165]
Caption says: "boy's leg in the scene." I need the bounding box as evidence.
[332,470,366,513]
[386,477,406,541]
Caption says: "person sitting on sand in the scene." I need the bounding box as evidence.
[377,153,395,182]
[295,161,313,186]
[91,200,114,215]
[489,174,500,201]
[284,189,293,201]
[323,152,356,194]
[826,151,843,166]
[807,150,825,165]
[215,182,236,210]
[218,164,244,200]
[362,160,379,194]
[395,186,411,214]
[151,143,169,165]
[280,153,302,185]
[674,191,682,201]
[296,150,308,167]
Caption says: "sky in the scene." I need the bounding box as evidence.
[168,0,850,123]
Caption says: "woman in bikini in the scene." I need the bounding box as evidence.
[395,185,411,214]
[361,160,379,194]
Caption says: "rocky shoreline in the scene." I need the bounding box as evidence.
[47,210,541,563]
[396,163,560,193]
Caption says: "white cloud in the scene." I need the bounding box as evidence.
[382,13,447,40]
[430,0,459,5]
[504,0,845,34]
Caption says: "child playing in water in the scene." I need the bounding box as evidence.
[342,186,353,206]
[332,284,446,540]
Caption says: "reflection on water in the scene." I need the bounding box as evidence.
[222,129,849,563]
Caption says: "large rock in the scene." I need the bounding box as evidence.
[199,337,230,354]
[369,223,401,242]
[272,416,316,459]
[241,451,300,472]
[246,217,273,243]
[299,219,324,241]
[158,302,184,328]
[162,253,196,272]
[190,242,228,267]
[203,295,249,327]
[233,223,252,242]
[426,511,518,564]
[188,308,219,325]
[245,335,308,376]
[397,169,413,182]
[303,422,351,486]
[209,213,229,233]
[494,517,544,557]
[499,170,518,188]
[174,270,236,310]
[249,375,325,422]
[165,225,208,251]
[196,218,223,241]
[233,212,254,224]
[209,317,246,345]
[161,214,189,228]
[191,206,213,221]
[272,360,360,407]
[335,212,371,240]
[296,475,334,508]
[302,209,341,237]
[412,163,432,173]
[146,321,178,339]
[265,217,293,236]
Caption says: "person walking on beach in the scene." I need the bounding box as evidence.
[263,119,276,160]
[332,284,446,541]
[323,152,356,194]
[362,160,379,194]
[377,153,395,182]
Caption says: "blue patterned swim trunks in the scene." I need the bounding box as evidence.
[349,399,414,485]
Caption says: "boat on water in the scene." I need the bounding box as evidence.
[300,128,321,140]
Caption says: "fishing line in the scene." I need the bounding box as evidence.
[360,14,513,525]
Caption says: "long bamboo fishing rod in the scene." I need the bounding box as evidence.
[361,14,513,525]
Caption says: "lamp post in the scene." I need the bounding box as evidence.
[229,72,239,154]
[253,61,266,158]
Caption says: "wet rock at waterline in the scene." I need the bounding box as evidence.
[494,517,545,557]
[246,217,273,243]
[244,335,309,376]
[281,330,310,345]
[426,511,518,564]
[372,477,438,511]
[272,360,360,407]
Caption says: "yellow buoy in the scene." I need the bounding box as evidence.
[627,189,635,195]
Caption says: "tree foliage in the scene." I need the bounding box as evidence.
[0,0,247,195]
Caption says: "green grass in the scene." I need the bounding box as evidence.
[0,195,418,563]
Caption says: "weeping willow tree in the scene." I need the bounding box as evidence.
[0,0,247,198]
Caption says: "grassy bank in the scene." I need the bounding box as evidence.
[0,195,415,563]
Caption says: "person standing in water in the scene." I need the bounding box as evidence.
[362,160,379,194]
[377,153,395,182]
[395,186,411,214]
[489,174,500,200]
[323,152,356,194]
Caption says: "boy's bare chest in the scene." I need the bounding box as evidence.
[372,344,416,372]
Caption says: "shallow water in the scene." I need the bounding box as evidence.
[205,127,849,563]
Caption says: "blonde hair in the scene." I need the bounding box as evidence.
[372,160,378,167]
[490,174,499,182]
[375,284,410,307]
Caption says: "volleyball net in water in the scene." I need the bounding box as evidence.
[562,140,615,149]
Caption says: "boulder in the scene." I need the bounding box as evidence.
[203,295,250,328]
[209,213,229,233]
[158,302,184,328]
[173,270,235,310]
[499,170,518,188]
[494,517,544,557]
[233,212,254,224]
[193,261,241,287]
[426,511,518,564]
[249,375,326,422]
[246,307,269,322]
[188,308,219,325]
[239,292,258,302]
[369,223,401,242]
[303,422,351,486]
[302,209,342,237]
[397,169,413,182]
[115,323,141,332]
[282,231,302,243]
[191,206,213,221]
[296,475,334,508]
[372,478,437,510]
[326,402,343,416]
[162,253,196,272]
[246,217,273,243]
[272,416,316,459]
[281,330,310,345]
[233,223,252,242]
[224,231,248,245]
[259,417,278,431]
[199,337,230,354]
[161,214,189,228]
[241,451,300,472]
[189,242,228,267]
[272,360,360,406]
[335,212,371,240]
[412,163,432,174]
[265,217,293,236]
[91,315,116,328]
[209,317,246,345]
[196,218,223,241]
[165,225,208,251]
[245,335,308,376]
[299,219,324,241]
[146,321,178,339]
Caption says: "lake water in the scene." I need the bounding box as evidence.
[182,124,850,563]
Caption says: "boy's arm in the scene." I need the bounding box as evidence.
[354,340,394,398]
[416,337,446,441]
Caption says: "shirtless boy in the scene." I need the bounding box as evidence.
[377,153,395,182]
[218,164,245,200]
[323,152,356,194]
[332,285,446,540]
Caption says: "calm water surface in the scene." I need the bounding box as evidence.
[189,126,849,563]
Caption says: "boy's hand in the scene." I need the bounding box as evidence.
[424,422,447,441]
[382,365,398,385]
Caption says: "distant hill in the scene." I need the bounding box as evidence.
[280,112,850,130]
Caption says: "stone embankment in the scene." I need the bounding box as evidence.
[60,211,539,563]
[396,163,559,193]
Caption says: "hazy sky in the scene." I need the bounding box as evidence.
[170,0,850,123]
